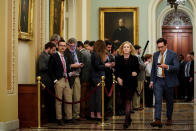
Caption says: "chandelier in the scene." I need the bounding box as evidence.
[167,0,186,10]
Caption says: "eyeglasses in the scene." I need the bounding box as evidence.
[59,45,66,47]
[157,46,165,49]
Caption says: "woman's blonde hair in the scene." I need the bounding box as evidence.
[117,41,136,56]
[94,40,106,62]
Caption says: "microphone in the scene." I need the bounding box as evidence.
[141,40,149,60]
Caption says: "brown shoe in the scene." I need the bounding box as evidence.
[150,120,162,128]
[166,120,172,126]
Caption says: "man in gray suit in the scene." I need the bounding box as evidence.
[150,38,179,128]
[77,41,91,118]
[37,42,56,122]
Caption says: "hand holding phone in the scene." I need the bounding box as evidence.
[80,63,84,67]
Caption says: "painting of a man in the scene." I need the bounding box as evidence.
[20,0,29,33]
[104,12,134,44]
[112,18,131,44]
[100,8,138,45]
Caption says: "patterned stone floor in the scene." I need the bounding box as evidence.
[16,103,195,131]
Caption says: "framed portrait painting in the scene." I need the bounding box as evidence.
[18,0,33,40]
[99,7,139,45]
[49,0,64,39]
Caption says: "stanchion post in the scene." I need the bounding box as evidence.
[112,75,116,119]
[99,76,110,127]
[101,76,105,125]
[37,76,41,128]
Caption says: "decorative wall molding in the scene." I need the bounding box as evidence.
[148,0,196,53]
[148,0,161,53]
[7,0,17,94]
[163,10,192,26]
[157,5,193,38]
[0,119,19,131]
[40,0,46,52]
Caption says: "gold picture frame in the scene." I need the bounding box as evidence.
[49,0,64,39]
[99,7,139,45]
[18,0,33,40]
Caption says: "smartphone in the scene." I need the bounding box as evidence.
[157,63,161,65]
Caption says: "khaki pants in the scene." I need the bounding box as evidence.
[64,76,81,119]
[54,78,70,120]
[132,80,144,109]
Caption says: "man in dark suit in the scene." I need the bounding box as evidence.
[186,52,194,101]
[149,38,179,128]
[49,38,71,125]
[37,42,56,122]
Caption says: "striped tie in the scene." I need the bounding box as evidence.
[161,54,165,77]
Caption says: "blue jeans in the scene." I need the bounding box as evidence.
[154,77,174,120]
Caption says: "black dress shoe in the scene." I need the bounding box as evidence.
[128,118,132,124]
[123,116,131,129]
[166,120,172,126]
[57,119,64,126]
[64,119,75,123]
[123,123,129,129]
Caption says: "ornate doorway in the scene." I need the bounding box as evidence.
[162,10,193,57]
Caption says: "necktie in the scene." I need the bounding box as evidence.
[60,54,67,77]
[161,54,165,77]
[72,52,79,63]
[185,62,190,77]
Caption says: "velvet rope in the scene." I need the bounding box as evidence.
[42,84,100,104]
[104,84,114,97]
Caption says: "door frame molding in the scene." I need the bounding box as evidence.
[157,6,193,39]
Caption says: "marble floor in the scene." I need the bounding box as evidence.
[16,103,195,131]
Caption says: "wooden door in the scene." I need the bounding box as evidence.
[162,26,193,58]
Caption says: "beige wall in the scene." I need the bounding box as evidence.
[0,0,18,129]
[76,0,82,41]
